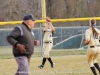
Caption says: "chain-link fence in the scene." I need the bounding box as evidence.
[0,21,100,56]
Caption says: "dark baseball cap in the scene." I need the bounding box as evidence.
[23,14,36,21]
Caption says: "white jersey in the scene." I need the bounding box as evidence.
[43,28,53,42]
[85,27,100,46]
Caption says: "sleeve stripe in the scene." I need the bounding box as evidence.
[17,26,23,36]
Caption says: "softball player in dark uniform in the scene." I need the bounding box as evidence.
[38,17,55,69]
[84,19,100,75]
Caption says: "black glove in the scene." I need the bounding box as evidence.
[16,44,26,54]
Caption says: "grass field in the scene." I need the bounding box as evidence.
[0,47,100,75]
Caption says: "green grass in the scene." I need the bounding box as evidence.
[0,55,100,75]
[50,49,87,56]
[0,47,98,75]
[0,47,87,59]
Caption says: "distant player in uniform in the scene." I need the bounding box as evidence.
[84,19,100,75]
[38,17,55,69]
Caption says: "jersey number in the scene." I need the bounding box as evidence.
[93,34,98,39]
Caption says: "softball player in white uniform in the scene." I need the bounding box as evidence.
[38,17,55,69]
[84,19,100,75]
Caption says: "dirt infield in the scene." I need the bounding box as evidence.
[0,55,100,75]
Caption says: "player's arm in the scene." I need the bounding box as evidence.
[44,16,55,32]
[97,29,100,42]
[94,28,100,41]
[44,23,49,32]
[44,17,51,32]
[84,30,90,45]
[84,39,90,45]
[50,22,55,33]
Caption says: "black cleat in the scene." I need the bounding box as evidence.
[38,65,44,69]
[51,63,55,68]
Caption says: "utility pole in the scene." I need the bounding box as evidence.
[40,0,46,56]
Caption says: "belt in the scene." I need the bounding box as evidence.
[44,42,52,43]
[90,45,100,48]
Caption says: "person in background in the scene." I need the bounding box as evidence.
[38,17,55,69]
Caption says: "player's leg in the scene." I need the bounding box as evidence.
[38,57,46,69]
[90,67,97,75]
[93,50,100,73]
[47,57,55,68]
[43,44,53,66]
[46,43,55,68]
[87,49,97,75]
[88,55,97,75]
[38,44,47,69]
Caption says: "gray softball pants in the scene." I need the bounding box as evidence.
[15,56,30,75]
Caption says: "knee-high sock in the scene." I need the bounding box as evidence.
[90,67,97,75]
[48,57,53,64]
[94,63,100,72]
[42,58,46,66]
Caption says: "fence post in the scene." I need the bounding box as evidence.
[39,23,43,56]
[61,27,62,49]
